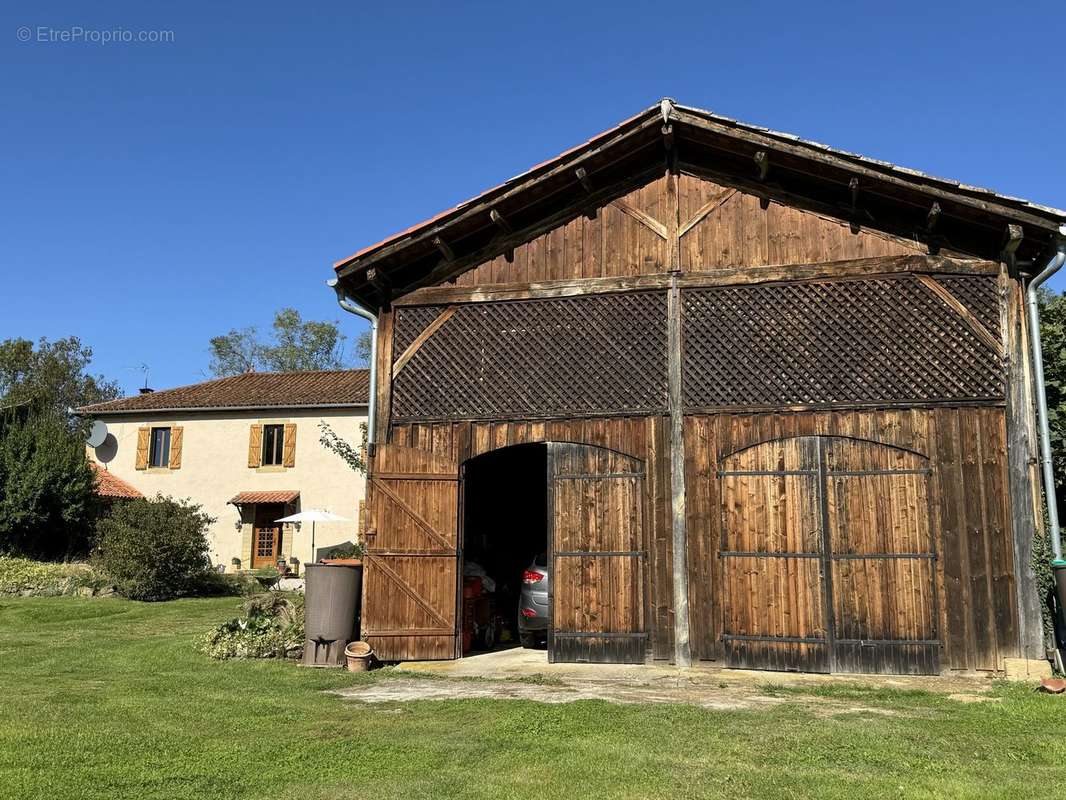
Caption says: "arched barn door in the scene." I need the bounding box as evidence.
[548,443,647,664]
[362,444,460,661]
[718,436,939,675]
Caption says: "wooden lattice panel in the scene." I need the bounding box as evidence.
[393,306,446,357]
[392,292,669,422]
[934,275,1001,334]
[682,277,1004,408]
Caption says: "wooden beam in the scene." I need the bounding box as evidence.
[754,150,770,180]
[916,274,1003,355]
[1003,273,1049,660]
[489,208,512,234]
[575,166,594,194]
[666,274,691,667]
[925,202,941,233]
[1002,223,1024,263]
[677,188,736,238]
[432,236,455,262]
[392,255,1001,306]
[391,307,457,376]
[610,198,669,239]
[849,178,861,234]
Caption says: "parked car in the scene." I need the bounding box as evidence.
[518,553,549,648]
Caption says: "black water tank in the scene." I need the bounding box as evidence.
[303,563,362,667]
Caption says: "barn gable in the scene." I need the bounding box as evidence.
[334,99,1065,307]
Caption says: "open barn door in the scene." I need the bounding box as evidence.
[547,443,647,664]
[362,444,460,661]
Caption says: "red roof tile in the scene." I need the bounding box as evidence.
[79,370,369,415]
[229,490,300,505]
[91,463,143,499]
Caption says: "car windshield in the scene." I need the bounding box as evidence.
[534,552,548,567]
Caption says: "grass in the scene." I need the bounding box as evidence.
[2,597,1066,800]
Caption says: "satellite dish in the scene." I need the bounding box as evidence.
[85,420,108,449]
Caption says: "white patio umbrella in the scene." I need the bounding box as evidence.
[275,509,350,564]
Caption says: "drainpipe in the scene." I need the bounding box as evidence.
[328,279,378,445]
[1025,226,1066,616]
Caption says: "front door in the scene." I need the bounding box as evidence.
[547,443,647,664]
[252,503,283,569]
[362,444,460,661]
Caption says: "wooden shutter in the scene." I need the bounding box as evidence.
[248,425,263,468]
[548,443,647,664]
[135,427,150,470]
[282,423,297,467]
[362,443,460,660]
[168,427,183,469]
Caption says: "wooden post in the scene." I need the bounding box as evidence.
[1004,271,1046,659]
[666,155,691,666]
[375,306,395,445]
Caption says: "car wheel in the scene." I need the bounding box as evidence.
[519,632,536,649]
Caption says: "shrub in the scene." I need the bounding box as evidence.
[325,542,365,559]
[94,495,215,601]
[200,592,304,659]
[0,555,108,596]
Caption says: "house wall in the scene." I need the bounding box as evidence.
[87,407,367,568]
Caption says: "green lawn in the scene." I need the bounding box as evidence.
[1,597,1065,800]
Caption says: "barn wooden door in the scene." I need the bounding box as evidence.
[547,443,647,664]
[718,436,939,675]
[719,437,831,672]
[362,443,460,661]
[824,437,939,675]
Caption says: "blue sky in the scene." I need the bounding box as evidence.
[3,1,1064,396]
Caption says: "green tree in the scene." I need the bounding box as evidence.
[0,337,119,414]
[0,411,97,559]
[1039,288,1066,516]
[209,308,371,376]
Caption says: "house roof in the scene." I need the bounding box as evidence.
[333,99,1066,307]
[79,369,369,415]
[90,463,143,499]
[229,490,300,505]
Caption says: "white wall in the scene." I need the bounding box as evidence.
[88,406,367,569]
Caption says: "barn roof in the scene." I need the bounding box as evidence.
[79,369,369,415]
[333,99,1066,308]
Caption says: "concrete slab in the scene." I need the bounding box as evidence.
[394,646,995,694]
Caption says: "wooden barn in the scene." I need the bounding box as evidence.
[329,100,1066,676]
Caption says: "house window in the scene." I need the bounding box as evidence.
[149,427,171,468]
[262,424,285,466]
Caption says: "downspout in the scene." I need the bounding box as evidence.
[1025,226,1066,612]
[328,279,378,445]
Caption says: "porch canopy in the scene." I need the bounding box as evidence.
[228,490,300,506]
